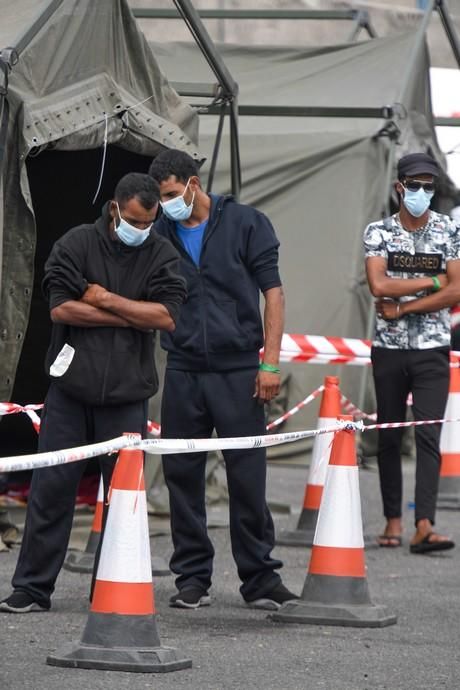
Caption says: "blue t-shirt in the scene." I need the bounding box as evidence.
[175,219,208,266]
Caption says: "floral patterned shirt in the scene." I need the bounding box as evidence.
[363,211,460,350]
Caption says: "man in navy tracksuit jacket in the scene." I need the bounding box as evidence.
[149,150,298,610]
[0,173,186,614]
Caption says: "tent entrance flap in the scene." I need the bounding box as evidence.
[0,145,152,456]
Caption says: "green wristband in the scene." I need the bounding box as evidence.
[431,276,441,292]
[259,362,281,374]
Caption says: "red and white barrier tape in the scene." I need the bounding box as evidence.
[0,402,162,437]
[1,416,460,473]
[266,385,325,430]
[276,334,460,366]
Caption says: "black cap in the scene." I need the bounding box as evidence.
[397,153,440,179]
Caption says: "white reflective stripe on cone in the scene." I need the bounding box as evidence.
[308,417,336,486]
[313,466,364,549]
[97,489,152,583]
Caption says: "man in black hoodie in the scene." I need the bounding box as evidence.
[149,150,297,611]
[0,173,186,613]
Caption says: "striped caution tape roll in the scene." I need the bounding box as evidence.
[3,416,460,473]
[266,385,325,430]
[0,435,142,474]
[0,424,347,473]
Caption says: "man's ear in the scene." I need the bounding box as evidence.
[109,200,118,220]
[189,175,201,191]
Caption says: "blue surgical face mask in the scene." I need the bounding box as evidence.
[402,186,434,218]
[160,179,195,221]
[114,202,152,246]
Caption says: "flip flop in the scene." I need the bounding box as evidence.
[409,533,455,554]
[377,534,402,548]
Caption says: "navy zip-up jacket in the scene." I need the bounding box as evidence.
[42,203,186,405]
[154,194,282,371]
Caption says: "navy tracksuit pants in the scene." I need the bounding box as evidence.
[161,368,282,601]
[12,383,148,608]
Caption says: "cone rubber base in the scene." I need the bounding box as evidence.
[275,528,315,547]
[276,530,379,550]
[269,599,397,628]
[63,554,171,576]
[151,556,171,577]
[46,643,192,673]
[437,495,460,510]
[63,551,96,573]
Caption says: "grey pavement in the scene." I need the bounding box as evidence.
[1,459,460,690]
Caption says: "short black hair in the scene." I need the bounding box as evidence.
[148,149,200,184]
[114,173,160,209]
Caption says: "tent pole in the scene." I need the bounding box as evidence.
[347,10,377,42]
[436,0,460,68]
[173,0,238,100]
[11,0,64,56]
[229,98,241,200]
[172,0,240,195]
[356,139,398,415]
[397,0,435,107]
[206,104,226,193]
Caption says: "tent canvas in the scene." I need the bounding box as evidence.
[0,0,200,454]
[150,33,455,456]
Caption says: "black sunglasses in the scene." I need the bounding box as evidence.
[403,179,436,193]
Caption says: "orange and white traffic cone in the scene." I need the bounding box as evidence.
[47,435,191,673]
[438,354,460,510]
[271,417,396,627]
[64,475,104,573]
[276,376,341,547]
[63,473,171,577]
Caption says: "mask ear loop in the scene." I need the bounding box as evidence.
[92,112,109,205]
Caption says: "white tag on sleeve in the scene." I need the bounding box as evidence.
[49,343,75,377]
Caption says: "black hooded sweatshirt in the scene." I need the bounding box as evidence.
[154,194,281,371]
[42,203,186,405]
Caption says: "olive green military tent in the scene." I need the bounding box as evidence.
[149,31,457,457]
[0,0,199,453]
[1,1,458,461]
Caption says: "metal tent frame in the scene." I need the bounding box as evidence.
[2,1,459,201]
[132,1,460,204]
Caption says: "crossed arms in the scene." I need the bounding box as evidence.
[51,283,175,332]
[365,257,460,320]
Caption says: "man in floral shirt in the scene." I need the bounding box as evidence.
[364,152,460,554]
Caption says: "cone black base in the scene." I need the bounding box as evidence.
[63,551,96,573]
[436,496,460,510]
[64,554,171,576]
[46,644,192,672]
[151,556,171,577]
[46,612,191,672]
[269,599,397,628]
[276,529,379,549]
[276,527,316,547]
[437,478,460,509]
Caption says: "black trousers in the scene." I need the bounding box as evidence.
[371,347,450,526]
[12,383,147,608]
[161,368,282,601]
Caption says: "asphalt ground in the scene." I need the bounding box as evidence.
[1,457,460,690]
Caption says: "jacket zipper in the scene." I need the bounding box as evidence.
[164,200,224,369]
[198,204,223,368]
[100,254,120,404]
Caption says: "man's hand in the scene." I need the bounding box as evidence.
[375,298,402,321]
[81,283,110,308]
[254,370,281,403]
